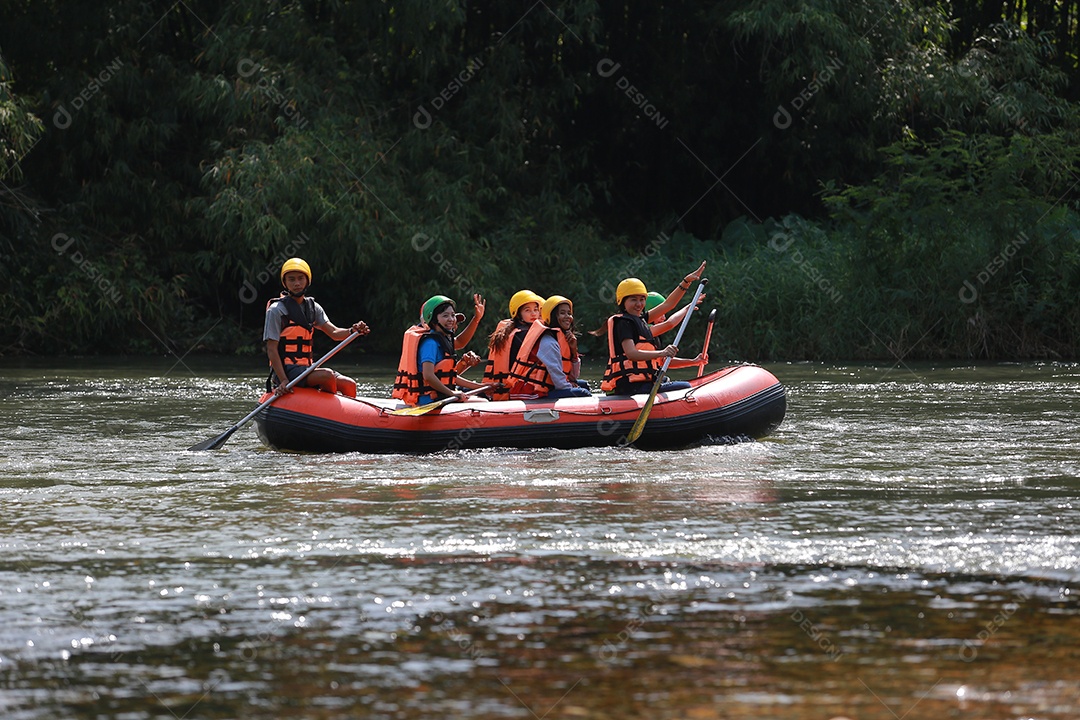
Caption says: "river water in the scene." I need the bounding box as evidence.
[0,358,1077,719]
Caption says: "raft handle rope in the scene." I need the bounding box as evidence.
[370,403,628,419]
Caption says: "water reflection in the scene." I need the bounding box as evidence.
[0,360,1078,718]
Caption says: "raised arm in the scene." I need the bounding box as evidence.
[454,294,486,350]
[651,260,706,319]
[651,296,703,336]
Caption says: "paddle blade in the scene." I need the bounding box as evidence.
[388,385,495,416]
[188,426,237,451]
[389,401,450,417]
[186,330,362,452]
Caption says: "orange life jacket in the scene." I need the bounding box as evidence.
[267,294,315,367]
[509,325,573,397]
[482,319,531,401]
[553,330,575,377]
[601,313,659,393]
[391,323,458,406]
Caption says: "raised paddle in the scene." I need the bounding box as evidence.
[188,330,361,451]
[626,279,708,444]
[389,384,495,416]
[696,308,717,378]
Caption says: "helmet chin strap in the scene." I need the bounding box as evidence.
[435,310,463,337]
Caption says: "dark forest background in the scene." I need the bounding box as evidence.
[2,0,1079,361]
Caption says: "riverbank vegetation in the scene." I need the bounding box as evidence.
[1,1,1078,360]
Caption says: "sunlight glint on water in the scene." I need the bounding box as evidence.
[0,358,1077,719]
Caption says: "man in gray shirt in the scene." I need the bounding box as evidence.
[264,257,369,397]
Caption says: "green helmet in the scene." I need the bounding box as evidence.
[644,291,665,313]
[421,295,455,326]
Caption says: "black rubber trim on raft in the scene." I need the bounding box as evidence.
[254,383,787,454]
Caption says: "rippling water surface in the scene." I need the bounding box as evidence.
[1,358,1077,719]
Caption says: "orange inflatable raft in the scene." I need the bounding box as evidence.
[254,365,786,453]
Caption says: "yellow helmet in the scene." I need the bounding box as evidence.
[541,295,572,325]
[280,257,312,285]
[508,289,545,318]
[615,277,648,305]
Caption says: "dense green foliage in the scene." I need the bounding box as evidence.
[1,1,1078,361]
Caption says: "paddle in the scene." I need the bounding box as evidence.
[188,330,361,451]
[626,279,708,444]
[390,384,495,416]
[696,308,717,378]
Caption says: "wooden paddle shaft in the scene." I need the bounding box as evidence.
[243,330,361,422]
[188,330,361,450]
[626,280,708,443]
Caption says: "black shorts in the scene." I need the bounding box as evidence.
[614,379,690,396]
[267,364,310,390]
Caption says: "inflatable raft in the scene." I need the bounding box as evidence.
[253,365,785,453]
